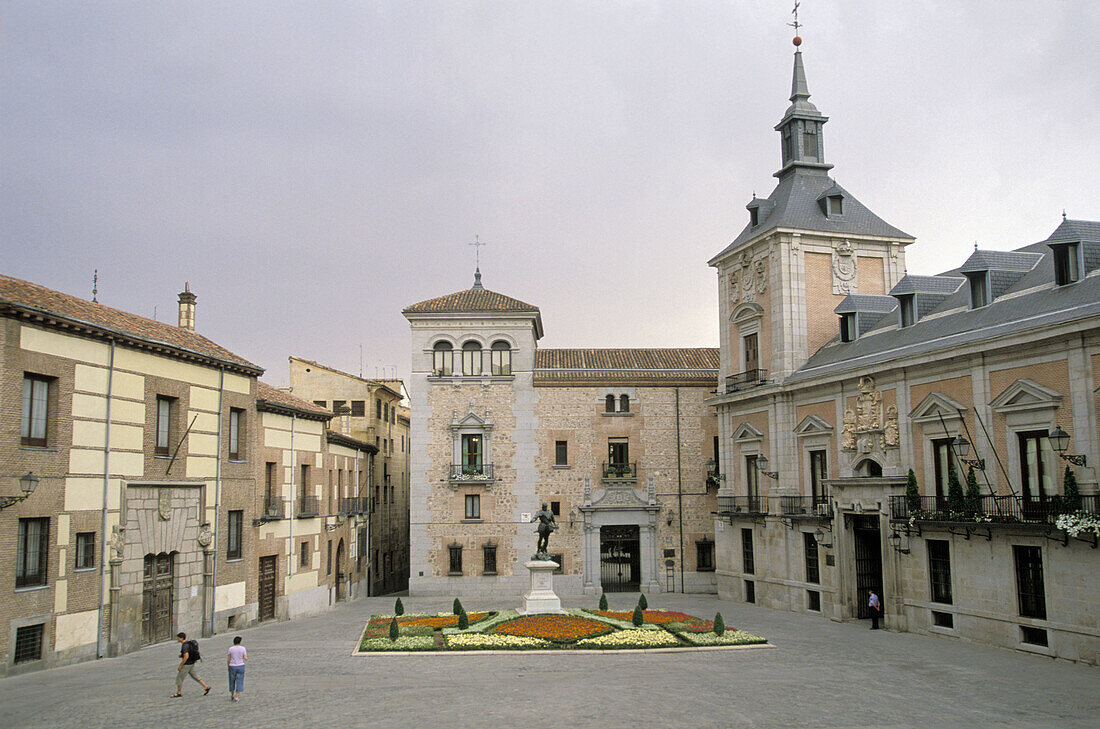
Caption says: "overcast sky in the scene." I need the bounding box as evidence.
[2,2,1097,386]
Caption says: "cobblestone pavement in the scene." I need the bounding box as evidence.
[2,593,1096,729]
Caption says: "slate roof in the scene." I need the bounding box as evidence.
[787,220,1100,384]
[710,171,914,264]
[256,381,333,420]
[403,288,540,314]
[1045,218,1100,244]
[888,274,965,296]
[0,273,262,374]
[834,295,897,315]
[534,348,719,386]
[958,250,1041,274]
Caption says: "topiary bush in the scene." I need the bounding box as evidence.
[598,593,608,611]
[389,616,399,641]
[395,597,404,616]
[637,593,648,610]
[632,605,644,627]
[964,466,982,516]
[905,469,920,514]
[946,462,965,514]
[458,608,469,630]
[713,612,725,637]
[453,598,464,615]
[1063,466,1081,511]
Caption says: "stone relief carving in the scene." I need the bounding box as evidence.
[856,376,882,431]
[157,489,172,521]
[841,409,857,451]
[197,523,213,549]
[110,525,125,561]
[728,271,740,306]
[883,405,899,448]
[740,253,756,303]
[832,240,858,295]
[754,259,767,294]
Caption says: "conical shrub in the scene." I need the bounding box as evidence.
[388,616,399,641]
[598,593,608,611]
[713,612,725,636]
[394,597,404,616]
[458,608,469,630]
[637,593,648,610]
[453,598,463,615]
[632,605,643,627]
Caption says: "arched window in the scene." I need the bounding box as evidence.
[490,341,511,376]
[619,394,630,413]
[462,341,482,376]
[432,342,453,376]
[605,395,616,412]
[855,459,883,478]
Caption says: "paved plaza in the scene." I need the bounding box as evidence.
[1,593,1096,729]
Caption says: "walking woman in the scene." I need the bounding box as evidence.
[227,636,247,702]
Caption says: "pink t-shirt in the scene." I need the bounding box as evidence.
[228,645,247,667]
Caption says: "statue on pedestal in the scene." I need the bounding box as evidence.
[530,503,558,560]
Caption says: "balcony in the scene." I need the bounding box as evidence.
[889,494,1100,524]
[296,496,320,518]
[602,462,638,480]
[725,368,768,393]
[449,463,495,483]
[260,497,284,521]
[339,496,371,516]
[717,495,768,515]
[773,496,832,518]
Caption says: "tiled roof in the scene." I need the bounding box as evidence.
[710,170,913,264]
[535,348,719,385]
[256,381,333,420]
[403,288,540,314]
[326,430,377,453]
[0,273,262,374]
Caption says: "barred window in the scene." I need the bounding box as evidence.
[448,545,463,575]
[927,539,952,605]
[14,624,44,664]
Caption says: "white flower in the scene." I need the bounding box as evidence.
[576,629,679,648]
[446,633,550,649]
[680,631,767,646]
[1056,512,1100,538]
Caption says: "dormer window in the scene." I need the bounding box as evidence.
[899,295,916,328]
[1052,243,1080,285]
[749,207,759,227]
[826,195,843,216]
[967,272,989,308]
[839,313,857,342]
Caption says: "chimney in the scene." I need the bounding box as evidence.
[177,282,196,331]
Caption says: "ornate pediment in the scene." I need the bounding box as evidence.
[909,392,967,424]
[730,302,764,325]
[450,408,493,431]
[732,422,764,442]
[989,379,1063,413]
[588,484,652,510]
[794,414,833,436]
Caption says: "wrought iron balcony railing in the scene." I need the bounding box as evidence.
[602,462,638,479]
[725,368,768,393]
[296,496,320,518]
[450,463,495,481]
[339,497,371,515]
[717,495,768,515]
[889,494,1100,524]
[773,496,833,518]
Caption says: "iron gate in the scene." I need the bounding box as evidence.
[600,525,640,593]
[141,552,174,645]
[851,516,883,619]
[258,555,277,621]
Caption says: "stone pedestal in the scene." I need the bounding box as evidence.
[520,559,565,615]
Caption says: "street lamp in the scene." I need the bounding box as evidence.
[950,435,985,470]
[1049,426,1087,466]
[755,455,779,480]
[813,526,833,549]
[0,472,39,511]
[888,530,910,555]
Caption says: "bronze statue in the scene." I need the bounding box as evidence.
[530,503,557,560]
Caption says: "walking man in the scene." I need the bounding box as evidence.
[868,590,882,630]
[171,632,211,697]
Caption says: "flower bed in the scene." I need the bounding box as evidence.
[678,630,767,646]
[576,629,681,649]
[400,612,492,629]
[445,633,551,650]
[591,609,713,629]
[359,635,436,652]
[491,614,614,643]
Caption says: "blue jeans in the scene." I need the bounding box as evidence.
[228,666,245,694]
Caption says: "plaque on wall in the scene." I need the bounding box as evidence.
[663,549,676,558]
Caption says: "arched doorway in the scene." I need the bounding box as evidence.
[141,552,174,644]
[335,540,345,602]
[854,458,883,477]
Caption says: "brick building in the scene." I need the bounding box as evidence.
[709,40,1100,663]
[1,275,374,675]
[403,271,720,596]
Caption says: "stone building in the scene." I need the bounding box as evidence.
[287,357,410,594]
[403,272,720,596]
[0,274,374,675]
[709,40,1100,663]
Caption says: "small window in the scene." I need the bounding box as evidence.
[300,541,310,568]
[448,545,463,575]
[21,374,52,447]
[967,272,989,309]
[619,394,630,413]
[744,579,756,604]
[1014,545,1045,619]
[550,501,560,516]
[432,342,453,376]
[461,341,482,376]
[781,128,793,163]
[75,532,96,570]
[228,408,244,460]
[807,589,821,612]
[16,517,49,588]
[483,544,497,575]
[899,295,916,327]
[351,400,365,417]
[155,395,174,455]
[464,494,481,520]
[696,539,715,572]
[749,207,759,227]
[227,511,243,560]
[605,394,615,412]
[804,531,820,584]
[826,194,842,216]
[839,313,856,342]
[491,341,512,376]
[555,440,568,466]
[13,624,44,664]
[741,528,755,574]
[1053,243,1080,286]
[332,399,347,415]
[932,610,954,629]
[327,539,332,575]
[313,400,327,408]
[375,398,382,418]
[1020,625,1048,646]
[550,554,564,574]
[928,539,952,605]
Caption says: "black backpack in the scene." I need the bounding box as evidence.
[185,639,201,662]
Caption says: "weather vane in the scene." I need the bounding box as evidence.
[92,269,98,303]
[469,235,485,269]
[789,1,802,44]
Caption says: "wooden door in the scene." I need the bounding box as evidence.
[258,555,277,621]
[335,541,345,601]
[141,553,174,645]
